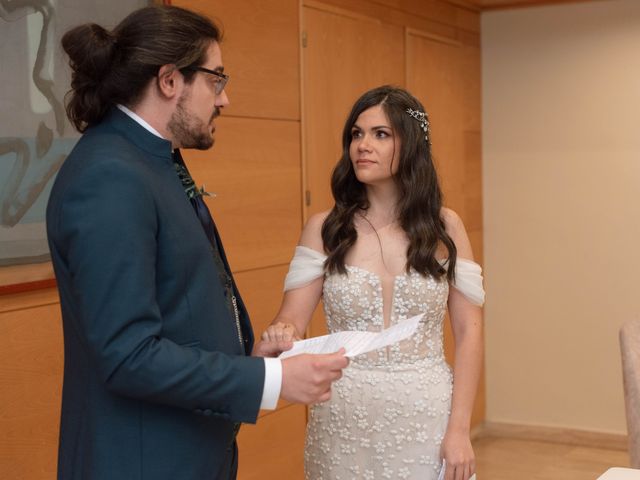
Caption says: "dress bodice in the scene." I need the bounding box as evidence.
[323,266,449,367]
[284,245,485,368]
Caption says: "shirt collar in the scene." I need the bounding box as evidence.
[103,107,173,162]
[116,104,165,139]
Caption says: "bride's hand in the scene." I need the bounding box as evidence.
[440,429,475,480]
[261,323,301,343]
[252,323,301,358]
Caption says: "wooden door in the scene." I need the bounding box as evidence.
[302,3,405,220]
[407,30,485,427]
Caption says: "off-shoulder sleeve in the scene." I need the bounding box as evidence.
[451,258,485,306]
[283,245,327,291]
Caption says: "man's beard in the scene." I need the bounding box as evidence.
[167,94,219,150]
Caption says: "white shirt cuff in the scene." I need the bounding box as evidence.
[259,357,282,410]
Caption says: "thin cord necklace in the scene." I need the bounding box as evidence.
[359,212,398,276]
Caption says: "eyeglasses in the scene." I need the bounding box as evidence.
[181,66,229,95]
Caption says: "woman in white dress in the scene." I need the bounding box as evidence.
[262,86,484,480]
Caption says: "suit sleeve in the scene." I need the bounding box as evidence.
[52,159,264,423]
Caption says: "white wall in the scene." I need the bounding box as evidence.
[482,0,640,434]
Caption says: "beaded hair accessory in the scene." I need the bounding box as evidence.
[406,107,430,143]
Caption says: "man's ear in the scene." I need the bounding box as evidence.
[156,64,182,99]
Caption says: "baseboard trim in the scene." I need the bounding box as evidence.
[472,421,628,451]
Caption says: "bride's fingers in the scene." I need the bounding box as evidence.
[445,463,454,480]
[279,324,297,341]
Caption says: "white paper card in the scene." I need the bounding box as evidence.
[279,313,423,359]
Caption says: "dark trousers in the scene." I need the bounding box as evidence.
[216,441,238,480]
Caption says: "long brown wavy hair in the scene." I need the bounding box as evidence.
[61,6,221,133]
[321,85,457,281]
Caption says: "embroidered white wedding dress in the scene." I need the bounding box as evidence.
[284,246,485,480]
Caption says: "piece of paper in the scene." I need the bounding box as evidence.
[279,313,424,359]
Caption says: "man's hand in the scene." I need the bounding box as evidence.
[280,349,349,404]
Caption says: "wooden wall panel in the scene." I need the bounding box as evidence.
[0,262,54,292]
[407,32,467,216]
[306,0,480,44]
[0,287,58,312]
[464,131,483,232]
[302,5,405,218]
[183,117,302,272]
[461,45,482,132]
[460,42,483,238]
[0,299,62,479]
[175,0,300,120]
[456,6,481,32]
[237,404,307,479]
[373,0,460,25]
[406,32,483,236]
[234,265,293,413]
[233,265,289,344]
[470,0,604,10]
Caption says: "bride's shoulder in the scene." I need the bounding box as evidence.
[299,210,330,253]
[440,206,464,229]
[440,207,473,259]
[306,210,331,230]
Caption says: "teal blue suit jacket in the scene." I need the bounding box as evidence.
[46,109,264,479]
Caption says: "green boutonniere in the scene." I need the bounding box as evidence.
[174,163,216,200]
[197,185,214,198]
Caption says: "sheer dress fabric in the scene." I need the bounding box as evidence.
[283,246,484,480]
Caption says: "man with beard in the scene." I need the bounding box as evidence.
[46,6,348,480]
